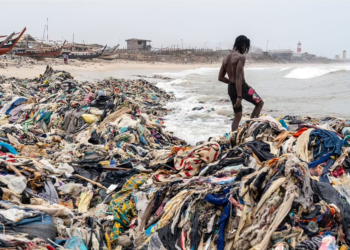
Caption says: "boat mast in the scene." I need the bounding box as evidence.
[47,18,48,42]
[42,24,46,42]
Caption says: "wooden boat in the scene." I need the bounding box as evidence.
[15,40,66,58]
[0,27,26,55]
[64,45,107,60]
[0,32,15,49]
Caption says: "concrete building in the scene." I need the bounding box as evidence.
[125,38,151,51]
[268,49,294,60]
[302,52,316,60]
[343,50,347,60]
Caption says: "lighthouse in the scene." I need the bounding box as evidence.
[297,42,302,53]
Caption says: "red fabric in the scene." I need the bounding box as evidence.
[293,127,308,138]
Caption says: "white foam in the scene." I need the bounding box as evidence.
[285,66,350,79]
[280,67,291,72]
[154,67,219,78]
[246,67,269,70]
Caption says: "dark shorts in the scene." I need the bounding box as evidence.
[228,81,262,113]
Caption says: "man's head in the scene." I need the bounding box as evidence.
[233,35,250,54]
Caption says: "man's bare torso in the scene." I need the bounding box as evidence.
[222,51,245,83]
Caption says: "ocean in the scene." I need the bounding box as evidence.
[155,64,350,145]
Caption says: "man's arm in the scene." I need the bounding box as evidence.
[234,56,245,107]
[218,60,229,84]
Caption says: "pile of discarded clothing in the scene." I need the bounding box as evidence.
[0,55,110,69]
[0,66,349,250]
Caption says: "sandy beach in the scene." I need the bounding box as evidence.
[0,61,221,79]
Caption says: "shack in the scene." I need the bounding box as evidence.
[125,38,151,51]
[268,49,294,61]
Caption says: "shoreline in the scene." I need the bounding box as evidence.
[2,60,350,80]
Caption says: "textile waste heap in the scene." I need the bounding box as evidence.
[0,66,349,250]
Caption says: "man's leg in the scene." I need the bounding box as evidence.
[244,87,264,118]
[251,100,264,118]
[232,111,242,131]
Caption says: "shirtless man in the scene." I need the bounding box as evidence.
[218,35,264,131]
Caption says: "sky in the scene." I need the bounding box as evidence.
[1,0,349,58]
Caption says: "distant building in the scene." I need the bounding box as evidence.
[15,34,39,49]
[335,55,340,59]
[125,38,151,50]
[302,52,316,60]
[268,49,294,60]
[343,50,346,60]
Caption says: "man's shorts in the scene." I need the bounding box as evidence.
[228,81,262,113]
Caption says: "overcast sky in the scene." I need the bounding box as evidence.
[1,1,349,58]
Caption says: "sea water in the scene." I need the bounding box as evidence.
[155,65,350,145]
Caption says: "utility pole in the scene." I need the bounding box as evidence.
[72,34,74,52]
[181,39,183,50]
[266,40,269,52]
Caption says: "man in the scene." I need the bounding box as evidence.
[218,35,264,131]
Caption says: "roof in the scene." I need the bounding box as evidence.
[125,38,151,42]
[18,34,38,42]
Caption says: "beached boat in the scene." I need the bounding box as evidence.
[15,40,66,58]
[0,27,26,55]
[64,45,107,60]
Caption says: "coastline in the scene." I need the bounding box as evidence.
[2,60,350,80]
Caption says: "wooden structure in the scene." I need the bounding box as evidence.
[62,45,107,59]
[15,40,66,58]
[0,27,26,56]
[125,38,151,51]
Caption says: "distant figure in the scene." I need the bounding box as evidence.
[66,54,69,64]
[211,59,213,64]
[63,54,67,64]
[218,35,264,131]
[185,58,187,64]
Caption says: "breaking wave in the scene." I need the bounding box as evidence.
[155,67,219,78]
[285,66,350,79]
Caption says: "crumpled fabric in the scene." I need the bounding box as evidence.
[174,142,221,178]
[109,174,148,241]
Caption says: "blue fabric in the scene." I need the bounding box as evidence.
[0,141,18,155]
[5,97,26,115]
[17,213,54,226]
[140,135,147,145]
[320,158,335,183]
[209,177,236,185]
[145,222,158,236]
[205,194,231,250]
[309,130,342,159]
[308,130,343,170]
[65,235,88,250]
[119,127,128,133]
[36,110,47,123]
[308,152,332,169]
[279,119,289,131]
